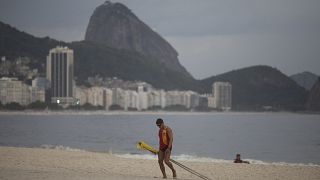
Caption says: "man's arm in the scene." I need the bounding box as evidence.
[167,127,173,149]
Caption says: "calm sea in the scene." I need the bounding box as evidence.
[0,112,319,165]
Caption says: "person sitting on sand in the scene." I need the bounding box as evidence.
[156,118,177,179]
[234,154,250,164]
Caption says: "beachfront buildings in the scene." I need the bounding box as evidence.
[208,82,232,110]
[74,85,203,111]
[0,77,45,106]
[46,46,75,105]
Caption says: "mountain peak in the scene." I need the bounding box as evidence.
[100,1,133,13]
[290,71,319,90]
[85,1,192,78]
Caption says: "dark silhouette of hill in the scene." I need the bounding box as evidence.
[0,21,199,91]
[306,77,320,111]
[290,71,319,90]
[201,66,308,111]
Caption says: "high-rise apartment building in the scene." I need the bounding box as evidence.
[46,46,74,104]
[212,82,232,110]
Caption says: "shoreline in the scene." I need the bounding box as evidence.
[0,110,318,116]
[2,144,320,167]
[1,146,319,180]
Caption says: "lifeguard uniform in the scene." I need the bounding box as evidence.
[159,126,172,152]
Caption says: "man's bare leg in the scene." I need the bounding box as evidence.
[164,149,177,178]
[158,150,167,178]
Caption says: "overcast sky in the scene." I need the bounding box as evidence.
[0,0,319,79]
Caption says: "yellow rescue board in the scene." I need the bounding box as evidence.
[136,141,158,154]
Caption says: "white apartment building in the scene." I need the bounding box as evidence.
[75,86,113,110]
[87,87,104,107]
[104,88,113,110]
[112,88,126,109]
[212,82,232,110]
[75,87,88,105]
[126,90,139,110]
[0,77,45,106]
[137,86,148,110]
[165,90,186,107]
[30,87,45,103]
[182,91,199,109]
[207,95,215,108]
[148,90,166,109]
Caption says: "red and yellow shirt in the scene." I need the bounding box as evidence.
[159,127,170,150]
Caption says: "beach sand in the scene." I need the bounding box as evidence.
[0,146,319,180]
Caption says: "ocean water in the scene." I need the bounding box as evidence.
[0,112,319,166]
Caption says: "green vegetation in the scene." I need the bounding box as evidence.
[27,101,47,110]
[80,103,104,111]
[4,102,25,110]
[164,105,189,111]
[109,104,124,111]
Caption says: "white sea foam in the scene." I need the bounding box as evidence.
[40,144,86,152]
[115,153,320,167]
[38,145,320,167]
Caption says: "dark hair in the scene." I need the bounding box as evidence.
[156,118,164,124]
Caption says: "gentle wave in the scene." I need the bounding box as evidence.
[39,145,319,167]
[115,153,320,167]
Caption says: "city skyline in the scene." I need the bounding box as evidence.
[0,0,319,79]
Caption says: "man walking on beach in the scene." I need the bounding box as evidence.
[156,118,177,179]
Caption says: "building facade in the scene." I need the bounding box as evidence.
[0,77,45,106]
[46,46,74,104]
[212,82,232,110]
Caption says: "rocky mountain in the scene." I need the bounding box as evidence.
[290,71,319,90]
[0,21,199,91]
[201,66,308,111]
[85,1,191,78]
[306,77,320,111]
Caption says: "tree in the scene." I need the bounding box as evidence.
[4,102,25,110]
[148,106,162,111]
[128,107,138,111]
[81,103,104,110]
[28,101,47,110]
[109,104,124,111]
[48,103,63,110]
[164,105,189,111]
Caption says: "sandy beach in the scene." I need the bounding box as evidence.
[0,146,319,180]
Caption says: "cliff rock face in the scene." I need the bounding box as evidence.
[85,1,192,77]
[306,77,320,111]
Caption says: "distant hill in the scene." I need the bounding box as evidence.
[201,66,308,111]
[290,72,319,90]
[0,21,199,91]
[306,77,320,111]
